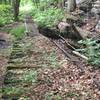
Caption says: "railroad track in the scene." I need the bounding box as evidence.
[50,33,88,61]
[2,35,100,99]
[2,38,40,99]
[1,16,100,99]
[49,34,100,91]
[2,33,80,99]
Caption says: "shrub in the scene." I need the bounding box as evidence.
[10,25,25,40]
[34,7,64,28]
[2,87,25,95]
[0,4,13,26]
[23,70,37,84]
[76,39,100,67]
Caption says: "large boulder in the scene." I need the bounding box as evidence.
[77,0,93,12]
[0,32,12,48]
[91,0,100,14]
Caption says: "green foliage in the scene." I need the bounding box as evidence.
[0,4,13,26]
[20,0,33,16]
[65,91,80,98]
[10,25,25,40]
[23,70,37,84]
[20,0,64,28]
[2,87,25,95]
[77,39,100,67]
[45,92,62,100]
[34,7,64,28]
[20,0,33,6]
[32,0,63,8]
[46,51,59,67]
[42,50,60,68]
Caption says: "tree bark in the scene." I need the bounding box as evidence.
[67,0,76,12]
[13,0,20,21]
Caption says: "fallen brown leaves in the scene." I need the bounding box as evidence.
[24,35,100,100]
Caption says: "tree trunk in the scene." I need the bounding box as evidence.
[13,0,20,21]
[67,0,76,12]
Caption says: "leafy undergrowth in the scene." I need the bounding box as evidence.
[10,25,26,40]
[77,39,100,67]
[34,7,64,28]
[0,4,13,27]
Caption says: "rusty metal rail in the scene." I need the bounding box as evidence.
[48,32,88,61]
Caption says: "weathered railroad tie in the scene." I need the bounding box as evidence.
[2,39,38,100]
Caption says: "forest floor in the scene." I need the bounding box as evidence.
[0,22,100,100]
[0,18,100,100]
[0,32,13,99]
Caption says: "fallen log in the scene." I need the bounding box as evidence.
[57,22,83,40]
[75,26,91,39]
[38,17,99,40]
[72,51,88,60]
